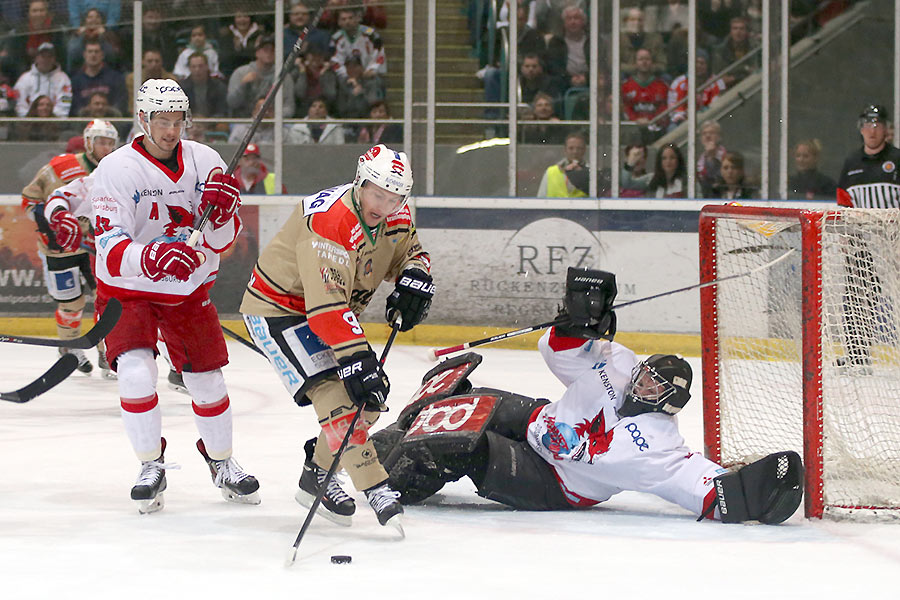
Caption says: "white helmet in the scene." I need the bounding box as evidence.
[135,78,191,144]
[354,144,414,209]
[83,119,118,156]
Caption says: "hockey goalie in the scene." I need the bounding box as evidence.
[371,268,804,524]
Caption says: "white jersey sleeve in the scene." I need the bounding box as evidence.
[537,328,623,387]
[91,138,240,302]
[529,329,724,516]
[45,174,95,219]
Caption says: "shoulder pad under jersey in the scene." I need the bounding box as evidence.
[48,153,87,183]
[303,183,352,217]
[384,205,412,228]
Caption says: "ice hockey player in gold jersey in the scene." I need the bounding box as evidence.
[240,144,433,532]
[21,119,119,376]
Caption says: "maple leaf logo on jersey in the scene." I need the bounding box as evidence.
[163,205,193,238]
[574,411,614,462]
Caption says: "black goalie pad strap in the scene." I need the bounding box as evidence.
[396,352,483,429]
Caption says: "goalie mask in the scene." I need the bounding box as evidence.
[618,354,692,418]
[135,78,192,146]
[354,144,413,212]
[83,119,118,157]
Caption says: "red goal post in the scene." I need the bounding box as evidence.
[699,204,900,519]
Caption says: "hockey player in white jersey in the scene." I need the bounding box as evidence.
[373,268,804,524]
[90,79,260,513]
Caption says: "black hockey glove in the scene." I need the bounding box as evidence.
[386,267,434,332]
[337,350,390,412]
[555,267,618,340]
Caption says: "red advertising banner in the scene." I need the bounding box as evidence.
[0,206,49,311]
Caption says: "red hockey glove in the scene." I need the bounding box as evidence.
[140,241,203,281]
[200,167,241,229]
[48,209,82,252]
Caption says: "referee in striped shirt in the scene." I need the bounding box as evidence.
[837,104,900,208]
[834,104,900,370]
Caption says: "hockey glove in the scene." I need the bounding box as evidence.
[337,350,390,412]
[140,240,203,281]
[555,267,618,340]
[48,209,82,252]
[200,168,241,229]
[386,268,434,332]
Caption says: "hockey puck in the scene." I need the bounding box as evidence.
[330,555,352,564]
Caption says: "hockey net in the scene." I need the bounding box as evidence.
[700,205,900,519]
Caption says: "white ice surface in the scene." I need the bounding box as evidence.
[1,342,898,599]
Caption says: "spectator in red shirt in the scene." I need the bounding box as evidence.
[233,143,286,195]
[667,48,726,131]
[622,48,669,142]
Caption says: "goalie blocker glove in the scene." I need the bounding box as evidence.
[556,267,617,340]
[200,168,241,229]
[386,267,434,332]
[708,451,804,524]
[337,350,390,411]
[48,209,82,252]
[140,240,203,281]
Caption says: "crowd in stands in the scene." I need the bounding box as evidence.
[473,0,856,198]
[0,0,395,145]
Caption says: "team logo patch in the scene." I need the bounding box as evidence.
[320,266,345,294]
[884,161,896,173]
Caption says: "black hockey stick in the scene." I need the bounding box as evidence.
[0,353,78,403]
[187,7,324,248]
[0,298,122,349]
[221,324,265,357]
[286,317,403,566]
[428,249,796,360]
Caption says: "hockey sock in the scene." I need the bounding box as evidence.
[118,349,162,461]
[56,307,82,340]
[121,394,163,461]
[184,371,233,460]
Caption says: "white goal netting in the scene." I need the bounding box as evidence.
[705,207,900,518]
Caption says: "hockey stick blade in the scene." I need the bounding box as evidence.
[0,298,122,349]
[0,353,78,403]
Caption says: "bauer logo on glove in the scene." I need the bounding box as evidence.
[200,167,241,229]
[556,267,618,340]
[386,267,434,332]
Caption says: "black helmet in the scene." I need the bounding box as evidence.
[618,354,692,418]
[859,104,890,125]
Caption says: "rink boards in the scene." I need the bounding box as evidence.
[0,195,833,336]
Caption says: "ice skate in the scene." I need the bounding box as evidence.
[196,439,260,504]
[365,482,405,537]
[167,369,188,394]
[131,438,177,514]
[60,347,93,375]
[294,438,355,526]
[97,348,116,380]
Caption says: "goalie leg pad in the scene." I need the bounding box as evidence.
[475,431,573,511]
[714,451,803,524]
[373,421,486,505]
